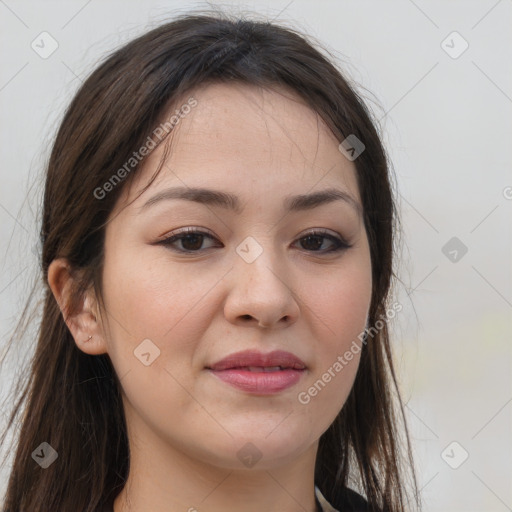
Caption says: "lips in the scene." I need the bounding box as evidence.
[207,350,306,371]
[206,350,306,394]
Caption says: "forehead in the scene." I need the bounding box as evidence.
[118,82,361,212]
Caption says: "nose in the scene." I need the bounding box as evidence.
[223,243,300,329]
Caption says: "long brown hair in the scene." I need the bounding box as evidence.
[1,11,419,512]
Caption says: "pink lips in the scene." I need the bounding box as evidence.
[206,350,306,395]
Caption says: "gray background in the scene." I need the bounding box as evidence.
[1,1,511,510]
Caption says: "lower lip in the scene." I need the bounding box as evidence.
[208,368,305,394]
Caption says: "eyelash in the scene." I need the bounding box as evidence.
[156,227,352,254]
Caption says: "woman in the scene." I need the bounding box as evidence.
[0,11,419,512]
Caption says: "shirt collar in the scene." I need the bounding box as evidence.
[314,486,340,512]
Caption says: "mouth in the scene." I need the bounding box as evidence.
[206,350,307,394]
[233,366,294,372]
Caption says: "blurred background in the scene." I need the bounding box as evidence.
[0,1,511,510]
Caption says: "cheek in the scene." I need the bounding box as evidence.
[296,252,372,419]
[99,248,219,420]
[102,245,210,336]
[305,254,372,346]
[100,244,220,376]
[316,281,370,334]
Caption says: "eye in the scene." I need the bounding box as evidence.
[156,227,219,253]
[295,229,351,253]
[156,227,351,254]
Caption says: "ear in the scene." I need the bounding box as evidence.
[47,258,108,355]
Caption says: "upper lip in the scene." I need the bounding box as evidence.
[207,350,306,371]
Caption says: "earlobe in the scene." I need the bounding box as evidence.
[47,258,108,356]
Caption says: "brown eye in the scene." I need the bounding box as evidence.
[157,228,351,255]
[158,228,220,253]
[295,231,351,253]
[173,233,207,251]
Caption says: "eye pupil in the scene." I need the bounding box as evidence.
[301,235,324,251]
[181,234,204,251]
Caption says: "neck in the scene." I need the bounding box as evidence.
[113,409,320,512]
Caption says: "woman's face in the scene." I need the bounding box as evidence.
[99,82,372,470]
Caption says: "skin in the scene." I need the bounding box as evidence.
[48,82,372,512]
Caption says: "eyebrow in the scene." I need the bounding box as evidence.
[140,186,362,216]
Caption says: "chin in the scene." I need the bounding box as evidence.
[194,421,317,471]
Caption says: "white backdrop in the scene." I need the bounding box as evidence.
[0,1,511,510]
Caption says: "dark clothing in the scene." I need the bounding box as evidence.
[316,485,372,511]
[335,487,373,511]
